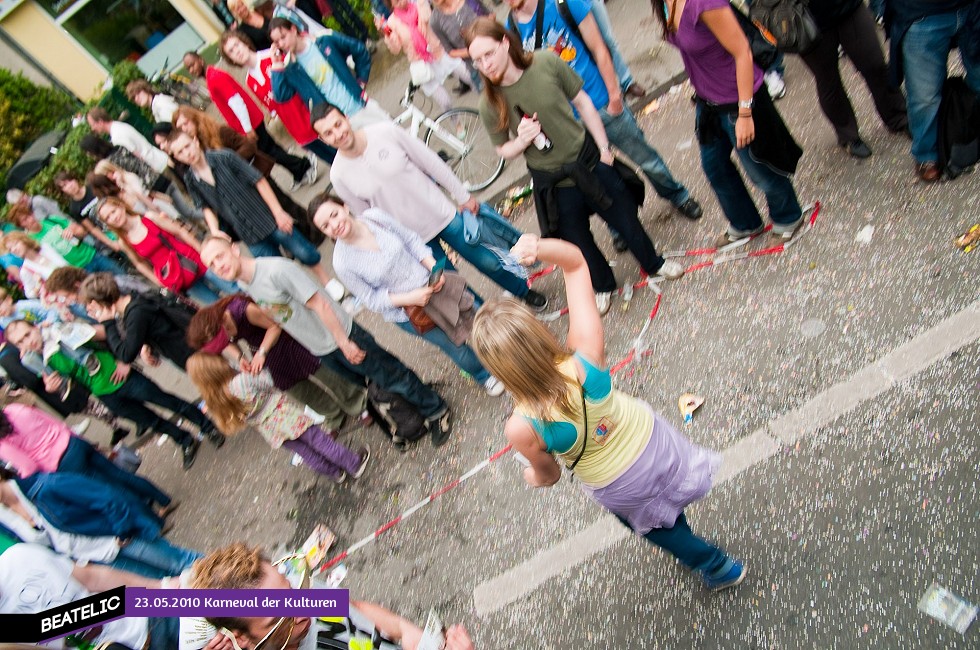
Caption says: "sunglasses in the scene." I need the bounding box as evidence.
[219,554,311,650]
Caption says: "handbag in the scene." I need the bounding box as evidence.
[746,0,819,55]
[728,0,780,70]
[155,232,204,293]
[405,304,436,334]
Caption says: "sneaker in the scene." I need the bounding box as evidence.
[764,71,786,100]
[595,291,612,316]
[358,409,374,428]
[675,198,703,220]
[302,153,319,186]
[452,81,472,96]
[182,440,200,470]
[523,290,548,312]
[201,425,225,449]
[703,560,746,592]
[771,216,805,240]
[483,376,505,397]
[70,418,91,436]
[110,427,130,446]
[352,445,371,479]
[325,278,347,302]
[427,407,453,447]
[714,224,765,247]
[331,470,349,484]
[841,138,872,159]
[655,260,685,280]
[610,229,629,252]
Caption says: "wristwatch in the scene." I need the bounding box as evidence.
[737,99,754,110]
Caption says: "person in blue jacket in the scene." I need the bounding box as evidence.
[268,7,391,130]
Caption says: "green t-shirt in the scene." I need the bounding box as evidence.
[47,348,123,396]
[32,215,96,269]
[478,50,586,175]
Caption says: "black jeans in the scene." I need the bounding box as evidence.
[99,370,215,448]
[255,122,311,182]
[319,323,445,419]
[800,4,907,144]
[553,162,665,292]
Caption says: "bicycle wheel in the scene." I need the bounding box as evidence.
[424,108,504,192]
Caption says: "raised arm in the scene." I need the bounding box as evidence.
[512,235,603,363]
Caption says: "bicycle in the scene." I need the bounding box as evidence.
[392,83,504,192]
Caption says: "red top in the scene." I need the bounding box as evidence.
[206,66,265,134]
[248,51,319,146]
[130,217,205,289]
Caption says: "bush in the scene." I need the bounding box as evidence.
[0,69,78,191]
[24,120,96,201]
[111,60,146,91]
[323,0,379,39]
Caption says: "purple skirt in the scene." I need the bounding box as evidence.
[582,408,721,535]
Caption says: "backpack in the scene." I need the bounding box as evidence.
[729,0,780,70]
[139,289,197,331]
[508,0,581,51]
[366,382,427,449]
[748,0,819,54]
[938,76,979,179]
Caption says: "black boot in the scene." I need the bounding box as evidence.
[182,440,200,470]
[202,425,225,449]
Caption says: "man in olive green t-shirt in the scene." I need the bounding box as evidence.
[3,320,223,470]
[467,18,683,315]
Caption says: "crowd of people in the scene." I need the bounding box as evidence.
[0,0,975,646]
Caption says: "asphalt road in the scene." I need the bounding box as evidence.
[80,5,979,647]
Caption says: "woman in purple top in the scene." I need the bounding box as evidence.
[186,294,370,434]
[654,0,806,246]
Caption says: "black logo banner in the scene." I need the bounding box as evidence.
[0,586,126,643]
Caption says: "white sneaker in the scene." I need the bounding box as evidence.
[483,376,505,397]
[70,418,91,435]
[595,291,612,316]
[764,71,786,100]
[656,260,685,280]
[302,153,319,186]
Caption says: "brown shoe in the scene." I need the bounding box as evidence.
[624,82,647,99]
[917,162,941,183]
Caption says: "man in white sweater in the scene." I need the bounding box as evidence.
[312,102,549,312]
[87,107,171,174]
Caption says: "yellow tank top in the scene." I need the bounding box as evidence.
[517,354,653,487]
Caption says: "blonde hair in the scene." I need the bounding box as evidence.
[190,542,267,631]
[471,298,577,419]
[2,231,41,255]
[186,353,249,435]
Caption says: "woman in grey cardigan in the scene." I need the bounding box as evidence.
[311,194,504,397]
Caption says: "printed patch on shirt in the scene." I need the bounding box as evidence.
[591,416,616,447]
[261,301,293,324]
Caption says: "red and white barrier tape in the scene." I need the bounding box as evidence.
[313,202,822,569]
[313,444,514,575]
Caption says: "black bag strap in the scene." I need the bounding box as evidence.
[555,0,583,45]
[507,0,547,50]
[566,386,588,475]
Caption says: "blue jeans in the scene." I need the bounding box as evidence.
[617,511,733,577]
[600,105,690,206]
[319,323,445,419]
[248,228,322,266]
[902,7,980,163]
[696,103,802,232]
[107,538,202,579]
[591,0,632,90]
[83,253,125,275]
[57,436,171,509]
[395,319,489,383]
[428,212,529,297]
[186,270,239,305]
[148,616,180,650]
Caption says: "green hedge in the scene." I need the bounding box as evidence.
[0,69,78,192]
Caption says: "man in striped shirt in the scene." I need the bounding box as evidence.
[169,131,331,285]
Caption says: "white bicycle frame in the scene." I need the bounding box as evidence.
[391,87,470,157]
